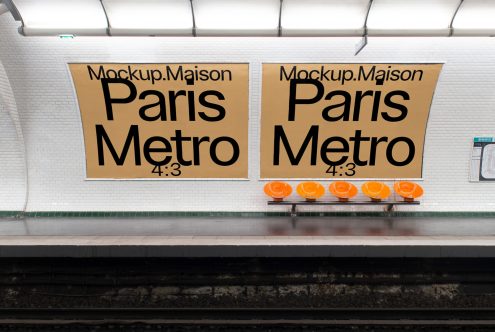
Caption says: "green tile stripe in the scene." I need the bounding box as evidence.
[1,211,495,218]
[0,211,23,218]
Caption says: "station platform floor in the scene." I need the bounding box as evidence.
[0,216,494,257]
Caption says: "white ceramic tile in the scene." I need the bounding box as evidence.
[0,13,495,213]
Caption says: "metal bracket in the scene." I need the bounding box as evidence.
[355,0,373,56]
[355,36,368,56]
[291,204,297,218]
[268,200,419,218]
[449,0,464,37]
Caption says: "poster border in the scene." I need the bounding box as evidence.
[66,62,251,181]
[258,61,445,181]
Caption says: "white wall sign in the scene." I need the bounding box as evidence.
[470,137,495,182]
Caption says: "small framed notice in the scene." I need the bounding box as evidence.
[470,137,495,182]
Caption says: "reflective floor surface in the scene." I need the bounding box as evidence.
[0,216,494,237]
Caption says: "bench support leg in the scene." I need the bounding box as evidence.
[385,204,394,212]
[291,204,297,218]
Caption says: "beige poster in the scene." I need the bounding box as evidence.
[261,63,442,179]
[69,63,248,179]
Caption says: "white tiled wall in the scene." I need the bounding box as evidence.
[0,59,26,211]
[0,14,494,212]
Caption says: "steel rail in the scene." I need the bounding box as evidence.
[0,308,494,323]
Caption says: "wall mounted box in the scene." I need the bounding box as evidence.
[452,0,495,36]
[193,0,280,36]
[10,0,108,36]
[281,0,369,36]
[367,0,461,36]
[102,0,193,36]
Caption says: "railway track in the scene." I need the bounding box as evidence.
[0,308,495,330]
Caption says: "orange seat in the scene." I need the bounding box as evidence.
[329,181,358,202]
[296,182,325,201]
[263,181,292,201]
[362,181,391,201]
[394,181,423,202]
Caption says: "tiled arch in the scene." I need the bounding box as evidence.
[0,59,27,211]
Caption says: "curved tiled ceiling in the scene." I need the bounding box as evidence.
[2,0,495,37]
